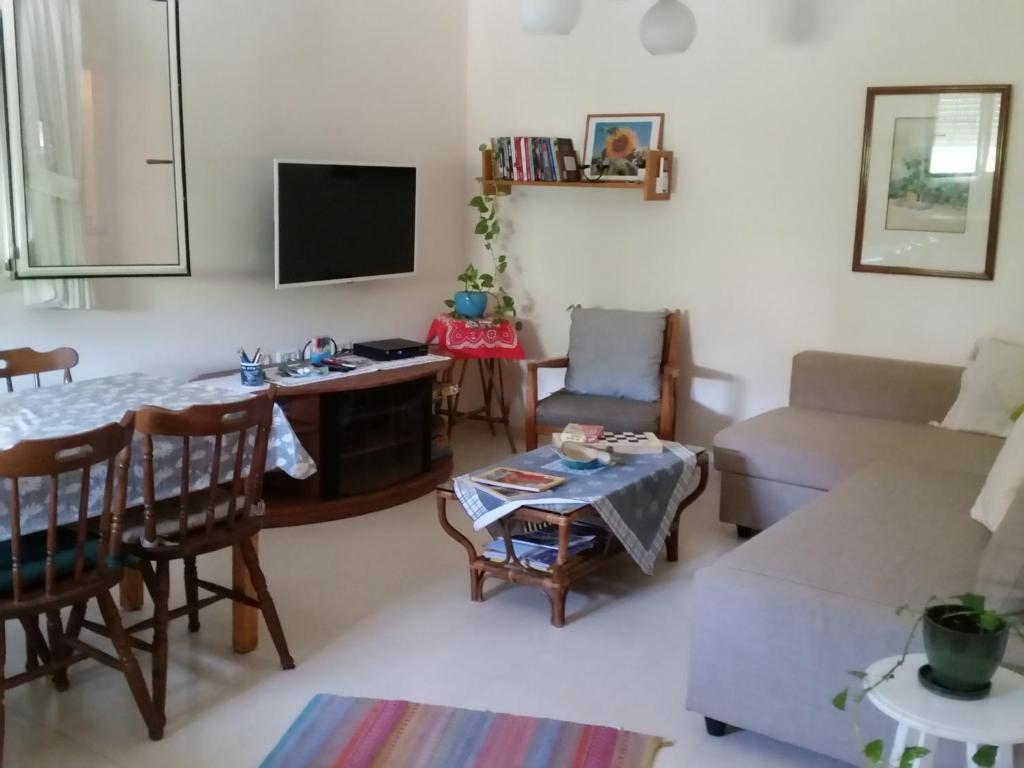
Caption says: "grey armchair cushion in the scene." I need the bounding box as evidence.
[536,391,661,433]
[975,487,1024,615]
[564,308,666,402]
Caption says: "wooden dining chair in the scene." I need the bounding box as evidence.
[0,347,79,392]
[112,391,294,727]
[1,347,80,672]
[0,415,163,763]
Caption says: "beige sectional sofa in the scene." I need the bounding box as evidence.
[687,351,1022,766]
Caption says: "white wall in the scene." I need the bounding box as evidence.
[1,0,467,381]
[466,0,1024,443]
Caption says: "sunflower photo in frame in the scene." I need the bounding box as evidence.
[583,113,664,181]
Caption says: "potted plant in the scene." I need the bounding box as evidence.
[922,595,1010,698]
[832,593,1023,768]
[445,149,522,328]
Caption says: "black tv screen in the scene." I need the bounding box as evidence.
[275,162,417,287]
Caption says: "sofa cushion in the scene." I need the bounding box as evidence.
[122,494,261,546]
[971,411,1024,532]
[976,487,1024,616]
[941,338,1024,438]
[535,391,660,433]
[716,463,990,608]
[564,307,665,402]
[1,528,102,597]
[713,406,1003,491]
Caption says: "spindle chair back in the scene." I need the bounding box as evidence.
[0,347,79,392]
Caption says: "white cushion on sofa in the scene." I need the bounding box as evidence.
[941,338,1024,438]
[971,414,1024,532]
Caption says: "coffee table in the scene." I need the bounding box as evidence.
[436,447,708,627]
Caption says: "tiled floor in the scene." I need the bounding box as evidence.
[4,424,842,767]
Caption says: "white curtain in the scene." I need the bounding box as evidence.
[18,0,94,309]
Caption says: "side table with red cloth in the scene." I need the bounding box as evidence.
[426,314,524,452]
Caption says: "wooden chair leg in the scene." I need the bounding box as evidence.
[45,611,70,692]
[151,561,171,726]
[96,590,164,741]
[183,558,200,633]
[19,617,48,672]
[238,537,295,670]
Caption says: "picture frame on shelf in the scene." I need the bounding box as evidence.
[852,85,1011,280]
[582,113,664,181]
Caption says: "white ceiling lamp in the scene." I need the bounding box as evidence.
[639,0,697,55]
[518,0,582,35]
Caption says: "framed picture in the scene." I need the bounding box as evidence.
[582,113,664,181]
[853,85,1011,280]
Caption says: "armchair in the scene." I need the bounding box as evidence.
[525,309,680,450]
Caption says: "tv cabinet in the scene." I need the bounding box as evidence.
[260,357,454,527]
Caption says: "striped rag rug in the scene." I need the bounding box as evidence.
[260,694,669,768]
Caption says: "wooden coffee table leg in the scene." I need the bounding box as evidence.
[120,570,145,611]
[667,525,680,562]
[232,534,259,654]
[470,570,485,602]
[546,587,568,628]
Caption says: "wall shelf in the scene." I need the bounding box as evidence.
[479,148,674,202]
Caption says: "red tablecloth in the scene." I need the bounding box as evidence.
[426,314,525,360]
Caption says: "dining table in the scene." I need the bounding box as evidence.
[0,372,317,652]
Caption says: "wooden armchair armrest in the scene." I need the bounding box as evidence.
[525,357,568,450]
[662,364,680,380]
[528,356,569,371]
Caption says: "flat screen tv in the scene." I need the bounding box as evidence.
[274,160,417,288]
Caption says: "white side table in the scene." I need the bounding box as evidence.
[865,655,1024,768]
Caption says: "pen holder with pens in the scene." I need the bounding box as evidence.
[240,362,265,387]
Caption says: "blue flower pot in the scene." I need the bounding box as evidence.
[454,291,488,318]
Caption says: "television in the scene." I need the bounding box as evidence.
[274,161,417,288]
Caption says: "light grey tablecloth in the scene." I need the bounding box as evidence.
[0,373,317,539]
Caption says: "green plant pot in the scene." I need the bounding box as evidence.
[923,605,1008,696]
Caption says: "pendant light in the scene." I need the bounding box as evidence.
[518,0,582,35]
[639,0,697,55]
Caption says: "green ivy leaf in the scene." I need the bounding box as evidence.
[972,745,998,767]
[899,746,931,768]
[864,739,884,763]
[444,299,455,308]
[474,221,489,235]
[515,321,523,331]
[954,593,986,614]
[831,689,848,711]
[979,612,1004,632]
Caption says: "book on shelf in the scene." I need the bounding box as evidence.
[489,137,579,183]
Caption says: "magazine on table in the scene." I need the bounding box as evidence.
[471,467,565,493]
[482,535,595,571]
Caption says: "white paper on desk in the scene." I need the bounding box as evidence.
[267,353,450,388]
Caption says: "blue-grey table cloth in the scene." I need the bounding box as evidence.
[0,373,317,539]
[453,443,700,574]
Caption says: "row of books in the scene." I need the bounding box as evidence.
[490,137,580,183]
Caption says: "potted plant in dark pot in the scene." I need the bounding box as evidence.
[921,595,1010,699]
[832,593,1023,767]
